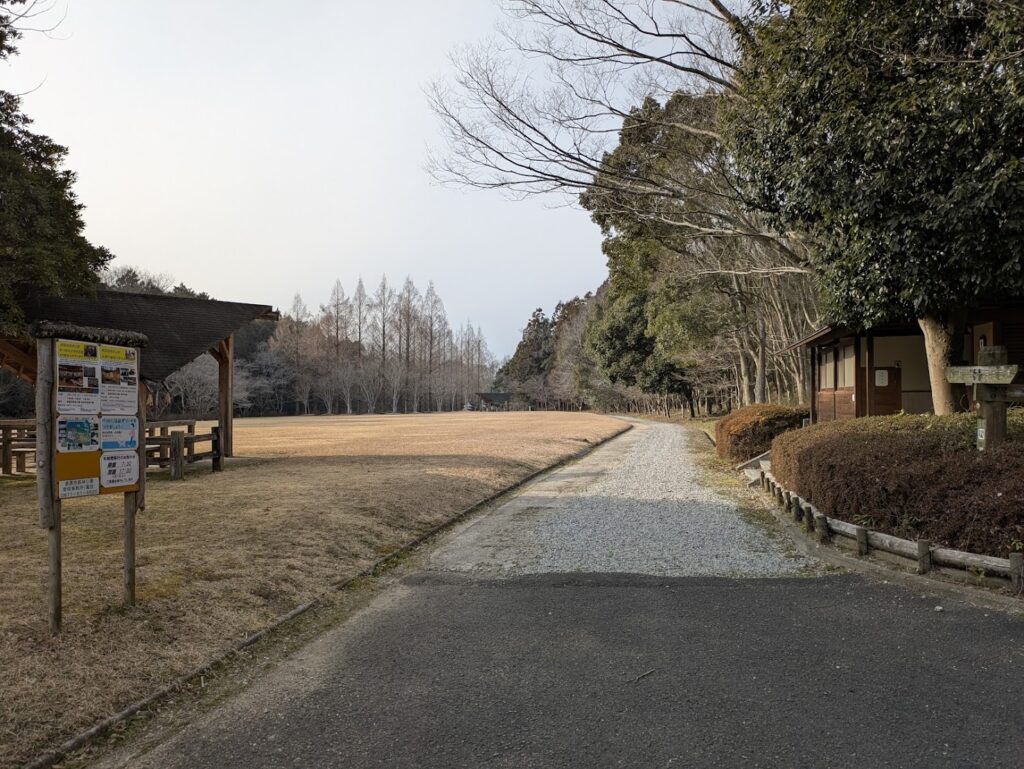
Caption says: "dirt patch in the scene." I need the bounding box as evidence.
[0,412,623,768]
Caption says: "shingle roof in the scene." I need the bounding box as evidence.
[22,290,277,380]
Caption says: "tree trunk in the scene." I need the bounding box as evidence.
[754,320,767,404]
[918,315,956,415]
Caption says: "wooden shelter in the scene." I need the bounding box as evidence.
[476,392,513,410]
[788,307,1024,424]
[1,290,278,455]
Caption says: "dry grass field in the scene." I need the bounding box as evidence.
[0,411,624,768]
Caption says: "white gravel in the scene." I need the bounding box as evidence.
[432,421,813,577]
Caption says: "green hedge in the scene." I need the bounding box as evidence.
[771,412,1024,557]
[715,404,808,463]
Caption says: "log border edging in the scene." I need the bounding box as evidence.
[758,469,1024,590]
[21,420,634,769]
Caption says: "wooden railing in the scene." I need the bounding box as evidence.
[145,420,222,479]
[1,419,36,476]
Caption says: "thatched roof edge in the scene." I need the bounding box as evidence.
[30,321,149,347]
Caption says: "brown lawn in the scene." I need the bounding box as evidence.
[0,411,624,768]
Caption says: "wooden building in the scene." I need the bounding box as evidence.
[788,308,1024,424]
[0,290,277,455]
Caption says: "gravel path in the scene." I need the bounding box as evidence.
[431,421,812,577]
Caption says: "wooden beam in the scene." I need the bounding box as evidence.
[0,339,38,383]
[217,334,234,458]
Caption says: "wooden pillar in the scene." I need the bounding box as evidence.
[35,338,61,635]
[1,426,11,475]
[809,346,818,424]
[854,333,864,417]
[866,334,875,417]
[216,334,234,458]
[977,346,1010,450]
[123,491,136,605]
[124,358,145,606]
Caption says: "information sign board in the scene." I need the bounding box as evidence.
[53,339,140,499]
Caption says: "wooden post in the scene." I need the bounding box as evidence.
[976,346,1009,451]
[217,334,234,458]
[853,333,863,417]
[1,425,10,475]
[211,426,223,472]
[159,426,169,462]
[138,377,147,512]
[803,504,815,533]
[125,355,145,606]
[1010,552,1023,591]
[35,338,61,635]
[865,334,875,417]
[809,346,818,424]
[855,526,869,556]
[917,539,932,574]
[186,422,195,463]
[124,491,136,605]
[815,513,829,544]
[170,431,185,480]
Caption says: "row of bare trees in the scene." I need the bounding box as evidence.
[252,277,494,416]
[155,276,496,419]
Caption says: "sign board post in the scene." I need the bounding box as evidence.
[37,334,144,633]
[946,346,1019,451]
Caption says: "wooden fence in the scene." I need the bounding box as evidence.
[145,420,222,479]
[1,419,36,476]
[759,470,1024,591]
[0,418,220,480]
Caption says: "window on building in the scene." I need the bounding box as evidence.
[819,348,834,389]
[837,343,855,388]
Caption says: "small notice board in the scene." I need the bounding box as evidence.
[54,339,141,499]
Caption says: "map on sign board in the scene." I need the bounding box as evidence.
[56,340,101,414]
[57,415,100,453]
[99,345,139,414]
[100,416,139,451]
[101,450,139,488]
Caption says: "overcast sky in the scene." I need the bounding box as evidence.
[6,1,607,358]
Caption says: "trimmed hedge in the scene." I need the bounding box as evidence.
[772,412,1024,557]
[715,404,809,463]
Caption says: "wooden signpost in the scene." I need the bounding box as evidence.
[36,332,146,635]
[946,346,1020,451]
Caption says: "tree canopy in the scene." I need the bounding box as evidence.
[0,2,111,334]
[728,0,1024,328]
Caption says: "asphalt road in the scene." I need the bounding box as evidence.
[103,423,1024,769]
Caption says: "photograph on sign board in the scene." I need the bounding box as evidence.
[99,345,139,415]
[56,340,102,413]
[100,416,139,451]
[57,415,100,453]
[100,450,140,488]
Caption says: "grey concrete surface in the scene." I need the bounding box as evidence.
[97,422,1024,769]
